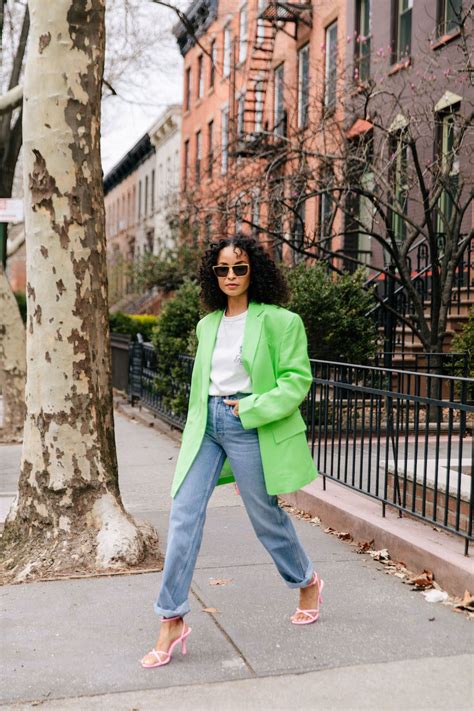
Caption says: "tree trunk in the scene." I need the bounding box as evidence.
[0,0,160,582]
[0,264,26,442]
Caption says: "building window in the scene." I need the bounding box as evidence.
[239,4,248,64]
[435,103,460,233]
[195,130,202,183]
[324,21,338,112]
[151,169,155,214]
[223,25,231,77]
[183,139,189,190]
[346,134,374,270]
[204,214,213,242]
[319,167,334,241]
[144,175,149,217]
[298,44,309,128]
[293,200,306,264]
[235,192,245,231]
[390,130,408,243]
[274,64,285,136]
[255,79,264,131]
[392,0,412,64]
[237,93,245,136]
[256,0,266,44]
[185,66,191,111]
[221,107,229,174]
[355,0,371,83]
[138,180,142,220]
[197,55,204,99]
[207,120,214,178]
[251,188,260,235]
[436,0,462,37]
[210,39,216,88]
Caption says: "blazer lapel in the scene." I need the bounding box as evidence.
[241,301,265,376]
[200,309,224,400]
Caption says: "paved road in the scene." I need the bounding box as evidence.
[1,411,472,710]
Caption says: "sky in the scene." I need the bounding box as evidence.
[100,0,185,174]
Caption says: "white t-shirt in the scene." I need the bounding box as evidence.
[208,310,252,396]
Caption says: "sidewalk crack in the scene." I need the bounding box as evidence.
[190,585,257,678]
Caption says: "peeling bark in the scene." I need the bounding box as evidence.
[0,266,26,442]
[0,0,160,582]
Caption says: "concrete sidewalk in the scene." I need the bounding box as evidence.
[1,411,473,710]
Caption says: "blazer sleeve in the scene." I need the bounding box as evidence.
[238,313,312,430]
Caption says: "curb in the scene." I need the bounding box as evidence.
[282,479,473,598]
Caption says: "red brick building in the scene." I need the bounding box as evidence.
[173,0,472,272]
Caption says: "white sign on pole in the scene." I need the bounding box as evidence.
[0,198,24,223]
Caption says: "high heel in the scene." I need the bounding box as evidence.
[291,571,325,625]
[140,616,192,668]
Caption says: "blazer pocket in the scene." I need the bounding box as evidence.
[271,413,307,443]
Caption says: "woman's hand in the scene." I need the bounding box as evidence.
[223,399,239,417]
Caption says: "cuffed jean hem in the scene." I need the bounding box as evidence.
[283,560,314,589]
[154,599,191,619]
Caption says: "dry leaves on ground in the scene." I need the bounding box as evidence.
[280,498,473,620]
[202,607,218,614]
[209,577,233,586]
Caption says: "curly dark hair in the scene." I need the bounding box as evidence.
[199,234,289,311]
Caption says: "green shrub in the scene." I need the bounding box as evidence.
[109,312,157,342]
[451,306,474,381]
[132,241,202,293]
[287,264,380,363]
[14,292,27,324]
[151,280,201,416]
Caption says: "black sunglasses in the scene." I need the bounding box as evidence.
[212,264,250,278]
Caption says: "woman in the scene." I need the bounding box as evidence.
[141,235,323,669]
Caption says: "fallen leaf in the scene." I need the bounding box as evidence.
[324,527,336,534]
[355,539,375,553]
[202,607,218,614]
[337,532,353,541]
[453,590,474,611]
[369,548,390,561]
[408,569,434,588]
[209,578,233,586]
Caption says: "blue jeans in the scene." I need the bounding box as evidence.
[155,394,314,619]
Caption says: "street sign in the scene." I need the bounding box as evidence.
[0,198,24,223]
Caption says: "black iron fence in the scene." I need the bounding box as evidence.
[121,338,473,553]
[302,360,473,554]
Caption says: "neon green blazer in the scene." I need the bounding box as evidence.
[171,301,318,497]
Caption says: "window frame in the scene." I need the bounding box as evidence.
[183,139,189,190]
[197,55,204,100]
[274,63,285,136]
[207,119,214,179]
[221,107,229,175]
[195,130,202,184]
[223,25,231,78]
[324,21,338,113]
[436,0,462,38]
[184,66,191,111]
[389,129,409,243]
[239,4,248,64]
[209,39,216,88]
[435,102,461,233]
[298,44,310,128]
[391,0,413,65]
[254,78,264,132]
[354,0,371,83]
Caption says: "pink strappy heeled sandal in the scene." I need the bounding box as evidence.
[291,571,325,625]
[140,616,192,668]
